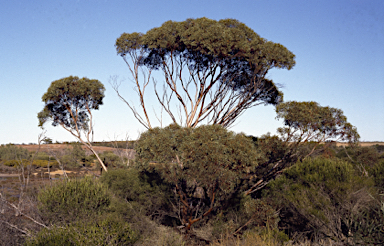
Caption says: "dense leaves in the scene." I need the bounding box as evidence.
[264,158,378,243]
[135,124,260,230]
[38,76,105,130]
[135,124,259,195]
[38,76,107,171]
[0,144,30,161]
[26,216,138,246]
[38,177,112,224]
[115,18,295,127]
[276,101,359,144]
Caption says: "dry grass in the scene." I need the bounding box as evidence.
[336,141,384,147]
[19,143,118,153]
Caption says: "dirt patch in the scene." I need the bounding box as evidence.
[336,142,384,147]
[31,169,74,176]
[19,144,118,153]
[0,173,21,177]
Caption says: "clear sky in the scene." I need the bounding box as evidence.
[1,0,383,144]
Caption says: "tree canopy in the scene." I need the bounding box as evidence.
[276,101,360,144]
[38,76,105,130]
[37,76,108,171]
[244,101,360,195]
[114,18,295,128]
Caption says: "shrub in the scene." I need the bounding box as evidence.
[135,124,261,231]
[99,151,123,168]
[337,146,379,168]
[100,168,174,224]
[370,159,384,190]
[32,159,59,167]
[3,159,58,168]
[38,177,111,224]
[0,144,30,161]
[26,215,138,246]
[264,157,375,244]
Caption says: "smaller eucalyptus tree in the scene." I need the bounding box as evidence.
[38,76,108,172]
[245,101,359,195]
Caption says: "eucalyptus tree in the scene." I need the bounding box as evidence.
[245,101,360,195]
[37,76,108,172]
[114,17,295,129]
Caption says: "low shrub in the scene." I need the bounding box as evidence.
[3,159,59,168]
[26,215,138,246]
[370,159,384,190]
[100,168,174,224]
[38,176,111,224]
[264,157,376,244]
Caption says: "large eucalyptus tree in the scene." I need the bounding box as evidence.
[113,17,295,129]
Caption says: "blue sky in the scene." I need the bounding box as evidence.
[1,0,383,144]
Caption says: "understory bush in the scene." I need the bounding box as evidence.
[264,157,380,244]
[26,215,138,246]
[100,168,175,224]
[38,176,112,224]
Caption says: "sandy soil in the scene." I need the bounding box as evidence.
[31,169,74,176]
[0,173,21,177]
[336,142,384,147]
[0,170,76,177]
[19,144,119,153]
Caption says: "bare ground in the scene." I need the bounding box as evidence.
[19,144,119,153]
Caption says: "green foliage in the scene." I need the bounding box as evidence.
[38,76,105,130]
[99,151,122,168]
[210,196,281,241]
[276,101,359,144]
[337,146,379,168]
[264,157,376,243]
[37,76,107,171]
[26,215,138,246]
[135,124,260,230]
[136,124,259,195]
[374,144,384,154]
[370,159,384,190]
[100,168,173,221]
[42,137,53,144]
[0,144,29,161]
[116,18,295,72]
[3,158,58,168]
[71,143,86,161]
[38,177,112,224]
[33,151,50,161]
[116,18,295,127]
[250,134,287,164]
[93,141,135,149]
[57,144,90,168]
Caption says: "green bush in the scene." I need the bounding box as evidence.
[100,168,174,223]
[99,151,123,168]
[3,158,58,168]
[3,159,28,167]
[337,146,379,168]
[134,124,261,231]
[0,144,30,161]
[264,157,375,243]
[26,215,138,246]
[33,159,59,167]
[38,177,112,224]
[370,159,384,190]
[34,152,50,161]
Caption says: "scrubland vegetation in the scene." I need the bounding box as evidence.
[1,135,383,245]
[1,17,383,245]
